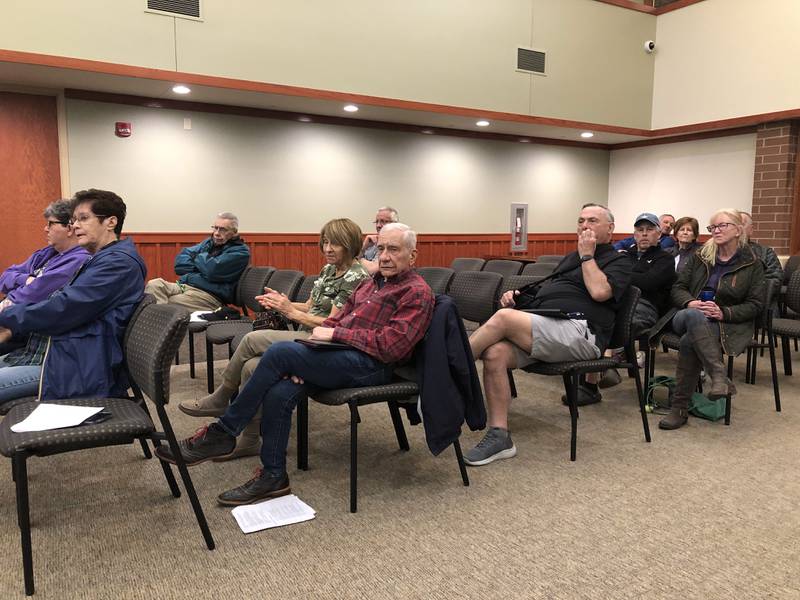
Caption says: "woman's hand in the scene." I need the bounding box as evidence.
[690,300,723,320]
[255,291,294,315]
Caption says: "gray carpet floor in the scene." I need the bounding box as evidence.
[0,339,798,599]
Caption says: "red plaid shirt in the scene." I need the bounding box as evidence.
[323,269,434,364]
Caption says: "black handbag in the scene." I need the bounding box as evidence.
[252,309,290,331]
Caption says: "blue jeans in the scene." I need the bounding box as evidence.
[0,355,42,405]
[672,308,720,355]
[218,341,393,476]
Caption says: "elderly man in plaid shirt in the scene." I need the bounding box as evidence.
[157,223,434,505]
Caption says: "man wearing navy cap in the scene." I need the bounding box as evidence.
[614,212,676,251]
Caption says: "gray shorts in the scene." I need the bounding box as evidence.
[514,314,601,367]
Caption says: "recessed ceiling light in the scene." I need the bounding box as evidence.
[298,116,312,122]
[580,131,594,138]
[421,129,434,135]
[172,85,191,95]
[343,104,359,113]
[518,138,531,143]
[476,120,490,127]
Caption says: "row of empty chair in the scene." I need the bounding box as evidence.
[450,255,563,278]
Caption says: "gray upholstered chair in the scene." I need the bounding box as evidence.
[0,303,214,596]
[450,257,485,272]
[446,270,503,329]
[416,267,456,294]
[522,261,558,277]
[482,259,523,278]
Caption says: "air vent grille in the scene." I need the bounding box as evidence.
[147,0,200,18]
[517,47,546,75]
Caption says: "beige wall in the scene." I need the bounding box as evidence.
[608,134,756,232]
[65,99,610,234]
[3,0,654,128]
[652,0,800,128]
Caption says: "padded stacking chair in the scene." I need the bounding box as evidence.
[265,269,304,299]
[294,274,319,303]
[450,257,485,272]
[185,266,274,380]
[522,261,558,277]
[417,267,456,294]
[0,303,214,596]
[446,270,503,329]
[500,274,545,298]
[773,269,800,376]
[778,255,800,316]
[482,259,523,278]
[536,255,565,263]
[514,286,650,460]
[200,266,276,392]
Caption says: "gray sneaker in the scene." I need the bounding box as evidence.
[463,427,517,466]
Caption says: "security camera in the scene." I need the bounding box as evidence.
[644,40,656,53]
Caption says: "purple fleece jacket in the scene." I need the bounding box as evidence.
[0,245,90,305]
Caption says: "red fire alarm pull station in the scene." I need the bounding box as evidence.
[115,122,132,137]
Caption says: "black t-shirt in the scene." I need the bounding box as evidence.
[529,244,632,351]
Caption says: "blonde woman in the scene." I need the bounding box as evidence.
[178,218,370,457]
[650,209,764,430]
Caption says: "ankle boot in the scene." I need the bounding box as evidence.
[178,384,236,417]
[688,325,729,400]
[659,351,701,430]
[214,418,261,461]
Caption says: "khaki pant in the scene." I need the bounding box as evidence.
[145,279,222,312]
[222,329,310,391]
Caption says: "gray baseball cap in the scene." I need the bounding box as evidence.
[634,212,660,227]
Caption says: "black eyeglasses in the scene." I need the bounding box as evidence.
[45,220,68,228]
[68,214,109,227]
[211,225,232,233]
[706,222,735,233]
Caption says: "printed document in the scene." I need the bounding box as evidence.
[11,404,104,433]
[231,494,316,533]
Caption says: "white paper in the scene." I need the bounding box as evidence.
[190,310,208,322]
[231,494,316,534]
[10,404,105,433]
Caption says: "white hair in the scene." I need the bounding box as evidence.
[217,211,239,232]
[381,222,417,250]
[377,206,399,222]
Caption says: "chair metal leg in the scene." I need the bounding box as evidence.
[631,358,651,443]
[562,373,579,462]
[156,406,215,550]
[349,402,359,513]
[453,440,469,486]
[228,342,234,359]
[297,396,309,471]
[13,453,34,596]
[781,336,793,376]
[388,401,410,451]
[188,331,196,379]
[724,357,734,426]
[507,369,517,399]
[138,438,153,460]
[768,330,781,412]
[175,350,180,366]
[151,438,181,498]
[205,338,215,394]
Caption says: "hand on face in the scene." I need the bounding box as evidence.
[577,229,597,257]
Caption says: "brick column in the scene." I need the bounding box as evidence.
[751,121,799,255]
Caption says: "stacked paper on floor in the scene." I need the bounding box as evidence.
[231,494,316,533]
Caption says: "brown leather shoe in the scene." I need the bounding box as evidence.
[658,407,689,430]
[179,385,235,417]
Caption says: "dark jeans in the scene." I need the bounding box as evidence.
[218,341,392,476]
[672,308,720,355]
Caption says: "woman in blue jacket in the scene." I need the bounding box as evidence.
[0,189,146,402]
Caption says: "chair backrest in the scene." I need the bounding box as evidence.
[782,254,800,284]
[483,259,523,278]
[450,257,485,272]
[607,285,641,350]
[235,266,275,313]
[758,279,780,330]
[125,304,189,406]
[293,274,319,302]
[522,262,557,277]
[536,255,564,263]
[123,294,156,350]
[784,269,800,315]
[447,271,503,324]
[417,267,455,295]
[266,269,304,299]
[500,275,545,298]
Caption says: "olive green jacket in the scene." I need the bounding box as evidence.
[650,245,764,356]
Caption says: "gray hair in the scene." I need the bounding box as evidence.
[581,203,615,223]
[381,222,417,250]
[377,206,399,222]
[43,199,72,225]
[217,211,239,232]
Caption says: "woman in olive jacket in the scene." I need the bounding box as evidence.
[650,208,764,430]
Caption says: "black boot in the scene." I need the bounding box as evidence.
[659,351,701,430]
[688,324,729,400]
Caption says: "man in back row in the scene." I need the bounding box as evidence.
[145,211,250,311]
[464,203,632,466]
[614,213,675,251]
[360,206,399,275]
[156,223,434,505]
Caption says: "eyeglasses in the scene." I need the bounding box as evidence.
[373,220,392,226]
[45,220,68,229]
[706,222,736,233]
[211,225,232,233]
[68,214,109,227]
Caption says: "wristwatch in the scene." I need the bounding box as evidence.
[579,255,595,263]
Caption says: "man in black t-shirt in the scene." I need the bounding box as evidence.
[464,204,631,466]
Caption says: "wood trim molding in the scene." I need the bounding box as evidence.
[592,0,707,14]
[653,0,709,15]
[609,125,758,150]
